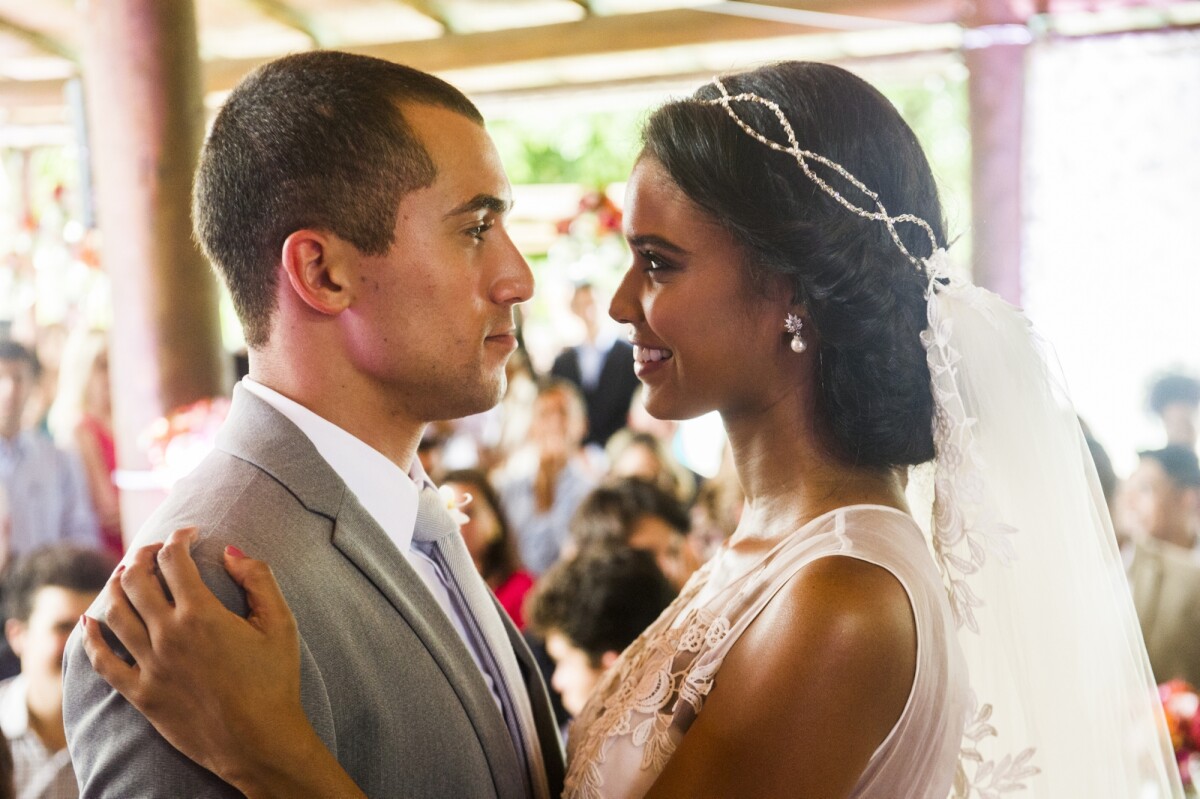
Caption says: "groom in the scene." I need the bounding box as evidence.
[62,52,565,798]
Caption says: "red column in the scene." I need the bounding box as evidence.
[80,0,230,538]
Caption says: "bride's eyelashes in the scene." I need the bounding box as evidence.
[638,250,674,273]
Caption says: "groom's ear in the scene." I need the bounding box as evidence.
[279,229,354,316]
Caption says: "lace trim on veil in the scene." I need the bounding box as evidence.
[921,252,1039,797]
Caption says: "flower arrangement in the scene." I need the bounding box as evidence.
[140,396,231,487]
[1160,679,1200,791]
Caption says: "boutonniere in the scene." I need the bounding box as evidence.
[438,484,471,527]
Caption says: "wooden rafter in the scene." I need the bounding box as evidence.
[0,13,77,62]
[204,6,822,89]
[240,0,329,47]
[719,0,961,26]
[393,0,456,33]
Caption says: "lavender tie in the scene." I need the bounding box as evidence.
[413,485,550,799]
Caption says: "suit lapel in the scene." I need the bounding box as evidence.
[218,386,526,798]
[496,598,567,796]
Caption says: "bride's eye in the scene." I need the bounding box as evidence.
[640,250,672,272]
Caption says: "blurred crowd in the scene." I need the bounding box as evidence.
[0,286,1196,796]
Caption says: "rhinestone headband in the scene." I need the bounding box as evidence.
[696,77,940,270]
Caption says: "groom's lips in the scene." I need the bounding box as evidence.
[485,329,518,350]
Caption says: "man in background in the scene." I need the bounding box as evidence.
[0,341,98,568]
[1126,445,1200,685]
[1126,445,1200,553]
[0,545,113,798]
[1149,373,1199,451]
[527,545,675,719]
[551,283,639,450]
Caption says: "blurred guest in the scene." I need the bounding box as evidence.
[492,344,539,471]
[605,429,695,507]
[624,385,676,442]
[441,469,534,629]
[1149,373,1199,450]
[551,283,639,449]
[527,545,676,718]
[1080,420,1125,557]
[0,736,13,799]
[23,326,66,436]
[569,477,698,590]
[1125,445,1200,553]
[0,342,98,568]
[0,545,115,799]
[499,378,596,575]
[49,330,122,558]
[1128,538,1200,686]
[688,445,744,563]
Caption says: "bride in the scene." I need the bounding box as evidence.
[80,61,1180,798]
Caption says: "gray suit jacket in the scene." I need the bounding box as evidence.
[63,387,566,798]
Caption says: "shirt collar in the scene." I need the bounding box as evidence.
[0,674,29,739]
[241,378,433,552]
[581,328,617,353]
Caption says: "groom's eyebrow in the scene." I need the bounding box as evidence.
[627,234,689,256]
[444,194,512,218]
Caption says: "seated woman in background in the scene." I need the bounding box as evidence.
[440,468,534,629]
[49,329,122,558]
[527,545,676,720]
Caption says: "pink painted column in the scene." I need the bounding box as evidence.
[80,0,230,538]
[964,1,1031,306]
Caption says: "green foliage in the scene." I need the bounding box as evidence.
[876,67,973,258]
[489,107,645,188]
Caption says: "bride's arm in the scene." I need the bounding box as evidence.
[644,555,917,799]
[80,529,367,799]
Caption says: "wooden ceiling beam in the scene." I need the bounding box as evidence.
[719,0,963,26]
[240,0,329,47]
[202,6,824,92]
[392,0,457,33]
[0,13,77,62]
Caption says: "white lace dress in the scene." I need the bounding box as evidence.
[564,505,970,799]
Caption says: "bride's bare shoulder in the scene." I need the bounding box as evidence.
[645,553,917,799]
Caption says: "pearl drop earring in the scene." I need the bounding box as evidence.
[784,313,806,354]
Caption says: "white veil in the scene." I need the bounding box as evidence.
[918,254,1181,797]
[701,78,1183,798]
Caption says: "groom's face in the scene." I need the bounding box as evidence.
[343,103,533,423]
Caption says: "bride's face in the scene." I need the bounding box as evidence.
[610,156,790,422]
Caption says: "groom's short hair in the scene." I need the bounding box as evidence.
[193,51,484,348]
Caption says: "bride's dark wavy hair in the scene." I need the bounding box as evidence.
[642,61,944,469]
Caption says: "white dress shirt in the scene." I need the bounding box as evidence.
[575,330,617,392]
[241,378,500,707]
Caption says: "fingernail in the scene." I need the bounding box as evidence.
[226,545,246,559]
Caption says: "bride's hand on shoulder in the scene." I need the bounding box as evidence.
[80,527,365,799]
